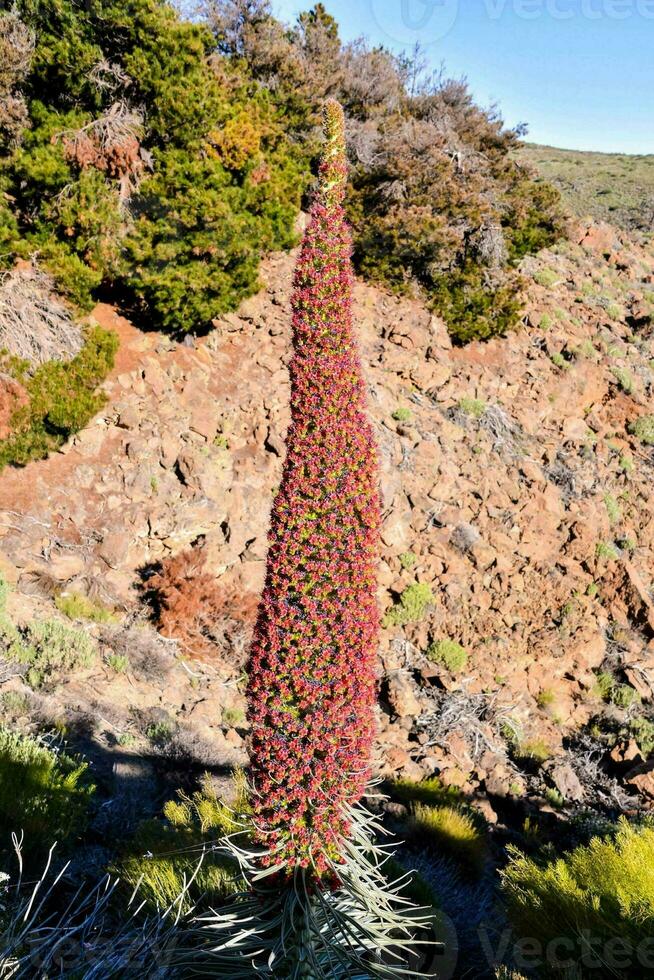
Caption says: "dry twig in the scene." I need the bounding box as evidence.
[0,264,83,365]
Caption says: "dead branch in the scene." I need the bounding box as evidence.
[54,101,147,200]
[0,264,83,366]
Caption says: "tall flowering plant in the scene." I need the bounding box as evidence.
[193,101,429,979]
[247,98,381,876]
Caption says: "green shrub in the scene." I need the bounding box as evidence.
[398,551,417,570]
[429,267,524,344]
[596,541,619,560]
[458,397,486,419]
[383,583,433,627]
[106,653,129,673]
[513,739,552,766]
[611,685,639,710]
[594,670,615,701]
[506,178,563,262]
[0,727,94,858]
[0,574,9,610]
[501,820,654,978]
[539,313,553,330]
[38,240,105,313]
[392,407,412,422]
[604,493,622,524]
[222,706,245,727]
[0,691,30,715]
[390,777,486,876]
[118,819,239,912]
[630,717,654,758]
[0,325,118,469]
[629,415,654,445]
[120,152,266,334]
[55,592,115,623]
[164,772,248,834]
[533,267,559,288]
[408,803,487,876]
[145,722,174,746]
[611,367,633,393]
[575,339,597,361]
[3,615,96,687]
[593,670,640,709]
[427,639,468,673]
[550,351,568,370]
[0,577,20,651]
[118,774,246,911]
[618,534,637,553]
[544,787,565,809]
[536,689,556,709]
[389,776,462,809]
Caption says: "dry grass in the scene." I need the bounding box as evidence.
[100,623,177,682]
[0,12,34,88]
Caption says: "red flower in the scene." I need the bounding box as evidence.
[246,101,381,877]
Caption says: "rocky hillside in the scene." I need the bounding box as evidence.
[1,218,654,836]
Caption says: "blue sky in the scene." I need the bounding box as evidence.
[271,0,654,154]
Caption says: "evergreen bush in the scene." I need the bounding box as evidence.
[212,2,564,343]
[0,324,118,469]
[1,0,306,333]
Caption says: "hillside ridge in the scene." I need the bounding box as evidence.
[518,141,654,231]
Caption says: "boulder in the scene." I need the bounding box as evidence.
[386,671,421,719]
[626,761,654,803]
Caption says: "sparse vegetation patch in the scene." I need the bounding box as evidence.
[427,639,468,673]
[383,583,434,627]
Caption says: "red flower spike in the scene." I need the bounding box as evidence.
[246,100,382,878]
